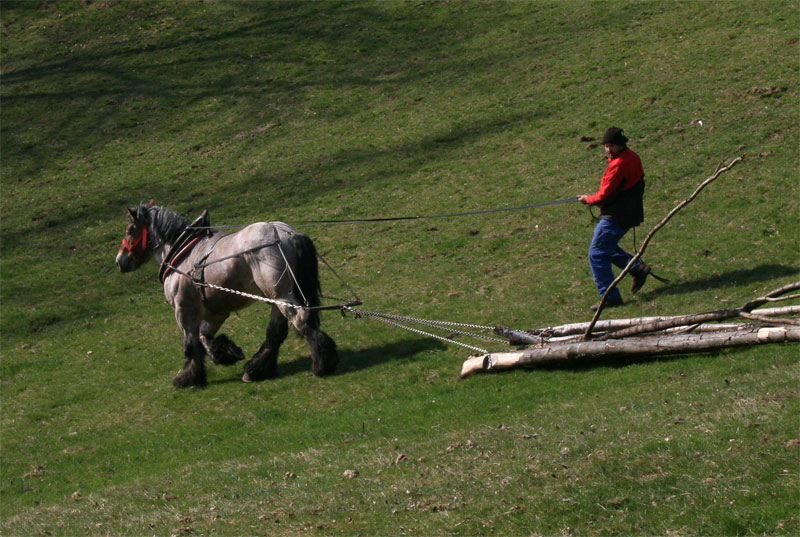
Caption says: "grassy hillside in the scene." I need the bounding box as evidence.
[1,1,798,535]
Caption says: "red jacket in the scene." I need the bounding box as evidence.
[586,148,645,228]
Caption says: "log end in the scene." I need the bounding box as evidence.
[459,355,490,379]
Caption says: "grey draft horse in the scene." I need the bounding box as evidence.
[115,203,338,388]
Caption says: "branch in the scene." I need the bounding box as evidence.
[582,155,744,339]
[598,282,799,340]
[742,281,800,311]
[739,312,800,325]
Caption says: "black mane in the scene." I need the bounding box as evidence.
[138,204,191,246]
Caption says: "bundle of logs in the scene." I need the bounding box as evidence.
[460,157,800,378]
[460,285,800,379]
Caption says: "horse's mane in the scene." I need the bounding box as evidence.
[139,204,191,245]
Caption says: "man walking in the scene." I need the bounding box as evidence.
[578,127,650,311]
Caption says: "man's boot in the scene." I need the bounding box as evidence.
[630,264,651,294]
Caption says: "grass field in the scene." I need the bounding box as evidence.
[1,1,798,535]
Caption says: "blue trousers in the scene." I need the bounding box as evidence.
[588,219,641,301]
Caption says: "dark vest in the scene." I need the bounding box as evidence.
[600,178,645,229]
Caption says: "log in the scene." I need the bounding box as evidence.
[497,322,780,346]
[493,305,800,343]
[460,326,800,379]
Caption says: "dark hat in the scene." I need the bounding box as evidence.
[602,127,628,146]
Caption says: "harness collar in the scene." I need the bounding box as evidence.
[158,210,211,283]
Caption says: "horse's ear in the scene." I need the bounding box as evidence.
[127,208,137,222]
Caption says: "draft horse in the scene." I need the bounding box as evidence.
[115,203,338,388]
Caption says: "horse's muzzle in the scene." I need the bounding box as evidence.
[115,251,133,273]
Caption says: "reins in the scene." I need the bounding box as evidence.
[292,196,580,226]
[185,196,581,231]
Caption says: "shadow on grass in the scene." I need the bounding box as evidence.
[273,336,448,379]
[640,264,798,299]
[205,336,446,385]
[2,1,556,248]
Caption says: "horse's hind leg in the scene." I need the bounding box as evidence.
[243,306,288,382]
[200,314,245,366]
[307,327,338,377]
[293,309,338,377]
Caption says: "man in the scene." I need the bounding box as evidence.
[578,127,650,311]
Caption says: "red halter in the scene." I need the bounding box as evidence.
[121,225,148,253]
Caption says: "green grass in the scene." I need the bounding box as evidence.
[2,1,798,535]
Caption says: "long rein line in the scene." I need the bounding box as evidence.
[189,196,581,231]
[293,196,580,227]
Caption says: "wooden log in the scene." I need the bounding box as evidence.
[494,305,800,342]
[460,326,800,379]
[495,322,770,346]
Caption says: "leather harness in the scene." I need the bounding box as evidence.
[158,209,213,284]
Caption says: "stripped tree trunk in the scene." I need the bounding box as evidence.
[461,326,800,379]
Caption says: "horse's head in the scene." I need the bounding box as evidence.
[115,206,154,273]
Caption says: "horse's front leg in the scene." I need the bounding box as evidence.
[199,314,245,366]
[173,306,207,388]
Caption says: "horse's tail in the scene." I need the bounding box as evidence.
[290,232,322,329]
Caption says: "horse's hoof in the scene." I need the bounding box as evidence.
[210,335,245,365]
[174,377,205,389]
[174,367,207,388]
[242,373,252,383]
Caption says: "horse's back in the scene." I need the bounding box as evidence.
[236,221,296,248]
[195,221,297,305]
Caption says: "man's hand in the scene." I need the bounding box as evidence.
[578,195,589,204]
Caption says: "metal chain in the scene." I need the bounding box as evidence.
[402,316,507,344]
[344,307,508,346]
[345,308,497,332]
[343,307,490,354]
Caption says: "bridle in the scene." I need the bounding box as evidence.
[121,224,149,254]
